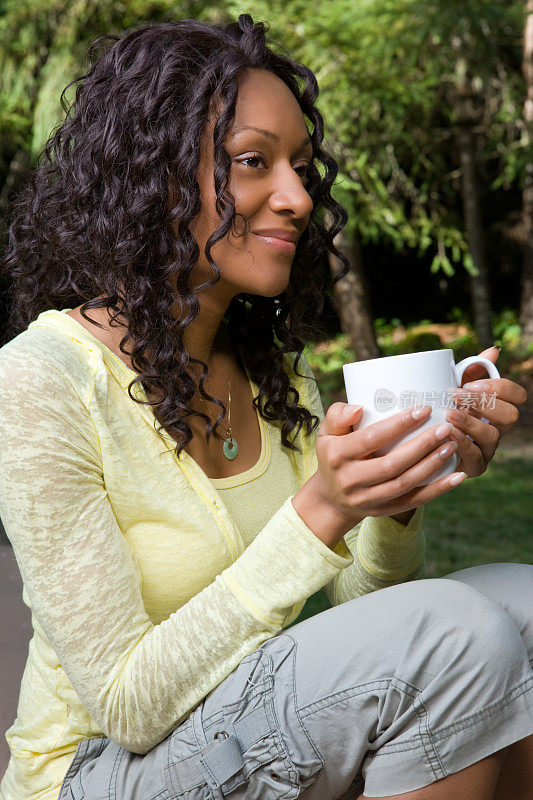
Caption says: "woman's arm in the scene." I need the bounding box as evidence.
[324,507,426,606]
[293,353,426,607]
[0,342,354,754]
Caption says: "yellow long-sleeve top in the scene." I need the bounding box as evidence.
[0,308,425,800]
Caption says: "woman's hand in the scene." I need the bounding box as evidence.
[307,402,466,537]
[446,346,528,478]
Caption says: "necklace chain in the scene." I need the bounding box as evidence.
[195,351,238,461]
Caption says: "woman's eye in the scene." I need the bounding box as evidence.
[236,156,310,179]
[238,155,265,169]
[294,164,310,178]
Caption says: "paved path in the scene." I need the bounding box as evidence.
[0,546,31,779]
[1,420,531,781]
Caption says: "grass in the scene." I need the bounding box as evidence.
[423,453,533,574]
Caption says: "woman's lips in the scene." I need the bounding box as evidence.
[252,233,296,254]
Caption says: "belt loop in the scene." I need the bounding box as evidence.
[200,732,244,787]
[165,689,276,794]
[200,704,273,789]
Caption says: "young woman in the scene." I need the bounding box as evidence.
[0,14,531,800]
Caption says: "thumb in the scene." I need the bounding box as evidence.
[320,402,364,436]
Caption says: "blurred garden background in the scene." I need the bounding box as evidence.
[1,0,532,624]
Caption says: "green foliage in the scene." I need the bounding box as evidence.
[373,316,403,339]
[423,453,533,575]
[226,0,524,281]
[0,0,229,167]
[397,330,443,353]
[446,306,465,324]
[492,308,522,350]
[446,331,480,361]
[0,0,528,340]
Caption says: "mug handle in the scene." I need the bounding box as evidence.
[454,355,501,432]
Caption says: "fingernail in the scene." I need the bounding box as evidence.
[435,423,453,440]
[464,381,488,391]
[449,472,467,486]
[440,442,458,458]
[343,404,362,416]
[411,405,432,420]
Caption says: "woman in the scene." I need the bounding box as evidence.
[0,14,531,800]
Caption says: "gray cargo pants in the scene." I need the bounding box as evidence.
[58,563,533,799]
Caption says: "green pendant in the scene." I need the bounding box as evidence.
[223,437,238,460]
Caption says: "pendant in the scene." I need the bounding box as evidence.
[223,436,238,460]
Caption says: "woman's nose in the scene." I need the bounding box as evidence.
[268,168,313,218]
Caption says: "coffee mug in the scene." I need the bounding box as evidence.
[342,349,501,486]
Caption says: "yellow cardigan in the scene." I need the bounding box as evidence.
[0,309,425,800]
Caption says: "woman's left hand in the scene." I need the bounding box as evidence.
[445,346,528,478]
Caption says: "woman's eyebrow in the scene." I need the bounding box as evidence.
[231,125,312,150]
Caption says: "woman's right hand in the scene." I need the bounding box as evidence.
[293,403,466,546]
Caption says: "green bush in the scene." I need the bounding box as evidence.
[374,316,403,338]
[380,341,402,357]
[397,331,443,354]
[447,332,480,361]
[492,309,521,350]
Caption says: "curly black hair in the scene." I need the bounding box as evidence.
[1,13,350,457]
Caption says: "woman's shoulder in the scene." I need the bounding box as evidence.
[0,314,98,409]
[278,347,315,381]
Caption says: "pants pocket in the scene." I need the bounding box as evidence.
[192,639,324,799]
[58,737,110,800]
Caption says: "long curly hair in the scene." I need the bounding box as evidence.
[2,13,350,457]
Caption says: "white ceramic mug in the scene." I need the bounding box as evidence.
[342,349,500,486]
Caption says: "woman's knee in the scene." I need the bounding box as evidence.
[384,577,532,730]
[345,575,527,670]
[377,574,509,628]
[440,563,533,661]
[285,576,531,742]
[388,576,529,672]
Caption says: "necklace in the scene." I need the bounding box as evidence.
[196,356,238,461]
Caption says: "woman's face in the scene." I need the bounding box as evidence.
[179,68,314,306]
